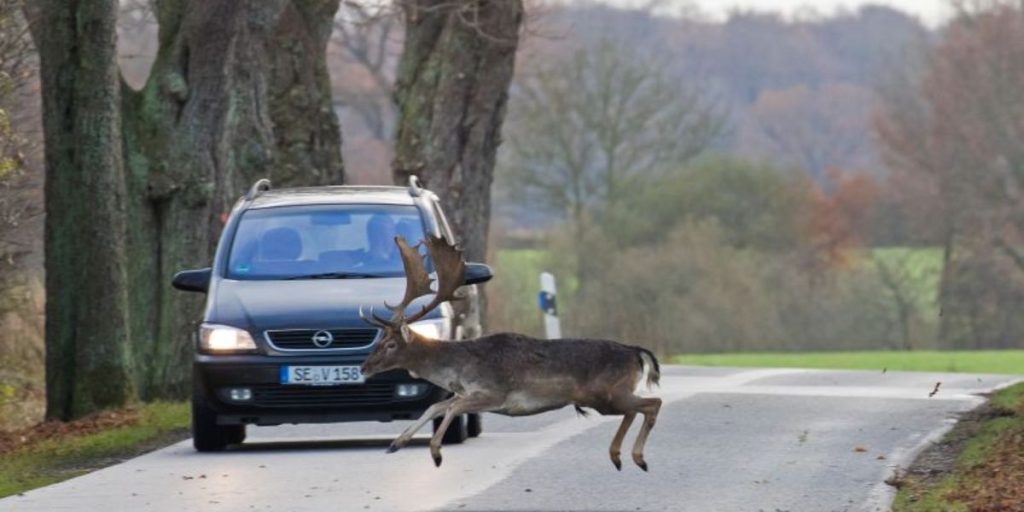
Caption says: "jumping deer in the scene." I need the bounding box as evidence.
[359,235,662,470]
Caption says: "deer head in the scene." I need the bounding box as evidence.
[360,235,465,378]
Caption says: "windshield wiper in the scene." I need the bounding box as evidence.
[285,272,386,280]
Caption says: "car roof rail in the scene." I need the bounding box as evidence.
[246,178,271,200]
[408,175,423,197]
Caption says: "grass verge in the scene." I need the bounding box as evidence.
[672,350,1024,375]
[891,382,1024,511]
[0,401,189,498]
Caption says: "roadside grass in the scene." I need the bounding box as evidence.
[892,382,1024,511]
[0,401,189,498]
[672,350,1024,375]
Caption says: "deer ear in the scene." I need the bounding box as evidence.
[399,324,413,344]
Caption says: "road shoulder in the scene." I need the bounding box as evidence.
[890,381,1024,511]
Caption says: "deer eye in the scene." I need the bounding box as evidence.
[385,341,397,350]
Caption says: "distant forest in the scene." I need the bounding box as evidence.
[491,3,930,229]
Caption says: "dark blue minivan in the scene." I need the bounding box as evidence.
[173,179,492,451]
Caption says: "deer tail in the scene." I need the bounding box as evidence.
[635,347,661,389]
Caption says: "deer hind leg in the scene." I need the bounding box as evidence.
[429,393,503,468]
[388,395,459,453]
[609,412,636,471]
[631,397,662,471]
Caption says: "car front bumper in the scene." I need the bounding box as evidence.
[194,353,447,426]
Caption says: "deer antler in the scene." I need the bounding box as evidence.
[383,235,465,324]
[385,236,434,319]
[403,235,466,323]
[367,235,466,327]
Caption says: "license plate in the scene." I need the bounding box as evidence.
[280,366,365,386]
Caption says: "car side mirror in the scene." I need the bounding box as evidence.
[172,268,212,293]
[464,262,493,285]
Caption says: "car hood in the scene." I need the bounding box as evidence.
[207,277,432,332]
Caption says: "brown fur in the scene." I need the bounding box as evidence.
[359,235,662,469]
[362,329,662,470]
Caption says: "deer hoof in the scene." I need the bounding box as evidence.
[636,460,648,472]
[386,443,400,454]
[432,453,443,467]
[612,459,622,471]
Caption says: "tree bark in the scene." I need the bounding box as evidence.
[124,0,344,398]
[391,0,523,265]
[32,0,345,412]
[31,0,135,419]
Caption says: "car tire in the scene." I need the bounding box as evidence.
[224,424,246,445]
[192,395,229,452]
[467,413,482,438]
[434,414,469,444]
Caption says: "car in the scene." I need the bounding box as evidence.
[172,177,493,452]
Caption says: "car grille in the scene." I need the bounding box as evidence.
[250,383,397,407]
[265,328,379,350]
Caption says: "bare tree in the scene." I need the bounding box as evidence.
[332,0,400,140]
[746,83,876,181]
[875,0,1024,348]
[500,39,723,244]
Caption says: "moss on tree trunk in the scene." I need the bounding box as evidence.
[392,0,523,265]
[122,0,345,399]
[31,0,135,420]
[31,0,345,416]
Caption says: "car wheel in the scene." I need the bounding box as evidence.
[467,413,482,438]
[434,414,469,444]
[192,395,229,452]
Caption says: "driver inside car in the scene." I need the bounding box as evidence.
[360,213,399,270]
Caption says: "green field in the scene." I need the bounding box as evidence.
[871,246,943,319]
[672,350,1024,375]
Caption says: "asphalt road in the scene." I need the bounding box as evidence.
[2,366,1018,512]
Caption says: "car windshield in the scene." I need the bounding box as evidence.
[226,204,427,280]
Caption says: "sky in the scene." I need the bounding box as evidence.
[589,0,954,27]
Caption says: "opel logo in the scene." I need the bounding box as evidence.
[311,330,334,348]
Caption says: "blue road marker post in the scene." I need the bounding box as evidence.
[539,271,562,339]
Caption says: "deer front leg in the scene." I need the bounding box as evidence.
[429,393,502,467]
[631,397,662,471]
[609,412,636,471]
[388,396,459,453]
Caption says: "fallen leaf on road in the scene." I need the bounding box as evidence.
[929,382,941,397]
[877,455,887,460]
[853,446,868,453]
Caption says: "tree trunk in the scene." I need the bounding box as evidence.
[32,0,345,412]
[391,0,523,265]
[124,0,344,399]
[31,0,135,420]
[936,222,955,347]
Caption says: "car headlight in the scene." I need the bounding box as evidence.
[199,324,257,353]
[408,318,450,340]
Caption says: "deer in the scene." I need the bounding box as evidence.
[359,235,662,470]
